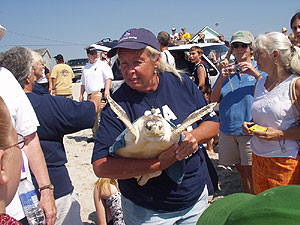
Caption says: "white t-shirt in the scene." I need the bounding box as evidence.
[0,67,39,220]
[161,50,176,69]
[80,59,114,94]
[251,75,299,158]
[37,68,48,84]
[170,33,178,40]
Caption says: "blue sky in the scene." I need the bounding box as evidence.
[0,0,299,67]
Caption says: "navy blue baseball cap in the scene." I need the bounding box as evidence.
[107,28,160,57]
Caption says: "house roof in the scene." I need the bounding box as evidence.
[190,26,221,43]
[33,48,51,57]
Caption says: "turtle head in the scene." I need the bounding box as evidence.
[141,116,165,138]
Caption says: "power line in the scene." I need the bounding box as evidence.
[0,44,82,48]
[6,30,86,46]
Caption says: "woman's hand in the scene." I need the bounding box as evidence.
[238,62,261,78]
[242,121,254,135]
[175,131,199,161]
[253,127,284,141]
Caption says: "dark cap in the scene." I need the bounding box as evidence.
[107,28,160,58]
[86,46,97,55]
[54,54,64,62]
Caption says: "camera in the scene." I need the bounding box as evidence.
[232,64,242,73]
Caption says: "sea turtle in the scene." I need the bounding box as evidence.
[107,95,217,185]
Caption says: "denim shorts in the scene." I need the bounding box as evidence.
[121,185,208,225]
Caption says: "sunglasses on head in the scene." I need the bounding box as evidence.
[232,43,249,49]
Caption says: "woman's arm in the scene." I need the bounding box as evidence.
[93,144,178,179]
[175,121,219,161]
[23,132,56,225]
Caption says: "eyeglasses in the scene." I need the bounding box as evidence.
[232,43,249,49]
[4,133,26,151]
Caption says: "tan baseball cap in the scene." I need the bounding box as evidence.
[230,30,254,44]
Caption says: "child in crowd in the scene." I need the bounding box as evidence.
[199,85,219,155]
[93,178,124,225]
[0,97,23,224]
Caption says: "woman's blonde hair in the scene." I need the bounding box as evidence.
[95,178,119,195]
[144,46,183,81]
[31,50,44,70]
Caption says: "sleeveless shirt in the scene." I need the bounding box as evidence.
[250,74,299,158]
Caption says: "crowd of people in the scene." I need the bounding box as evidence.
[0,10,300,225]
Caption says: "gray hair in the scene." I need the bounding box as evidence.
[0,47,33,88]
[253,32,300,75]
[144,46,182,80]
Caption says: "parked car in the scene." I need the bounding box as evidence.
[168,42,229,87]
[67,58,88,82]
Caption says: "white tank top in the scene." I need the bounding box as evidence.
[250,74,299,158]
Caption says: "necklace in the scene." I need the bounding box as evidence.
[143,76,160,114]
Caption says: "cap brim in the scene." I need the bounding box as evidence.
[197,193,253,225]
[107,42,147,58]
[230,39,252,44]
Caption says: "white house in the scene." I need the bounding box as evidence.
[190,26,221,44]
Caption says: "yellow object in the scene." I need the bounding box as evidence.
[249,124,267,132]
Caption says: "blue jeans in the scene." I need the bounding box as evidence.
[121,185,208,225]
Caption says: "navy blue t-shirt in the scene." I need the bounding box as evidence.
[28,86,96,199]
[92,72,218,212]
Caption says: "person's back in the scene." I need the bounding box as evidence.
[51,54,74,98]
[51,63,74,96]
[26,91,95,199]
[157,31,176,68]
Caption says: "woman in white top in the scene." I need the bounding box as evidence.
[242,32,300,194]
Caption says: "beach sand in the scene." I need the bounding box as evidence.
[65,84,242,224]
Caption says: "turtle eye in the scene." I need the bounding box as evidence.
[145,121,154,130]
[157,121,163,130]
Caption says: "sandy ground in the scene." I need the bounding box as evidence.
[64,84,242,224]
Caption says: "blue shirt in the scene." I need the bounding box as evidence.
[92,72,218,212]
[29,84,96,199]
[214,60,266,135]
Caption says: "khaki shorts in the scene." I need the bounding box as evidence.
[218,131,252,166]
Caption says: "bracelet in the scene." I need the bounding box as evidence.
[39,184,54,192]
[256,73,262,79]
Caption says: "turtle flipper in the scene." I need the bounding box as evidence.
[107,96,137,139]
[173,102,217,135]
[136,171,162,186]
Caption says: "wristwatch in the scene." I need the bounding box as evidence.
[39,184,54,192]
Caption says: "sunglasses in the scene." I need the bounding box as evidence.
[232,43,249,49]
[4,133,26,151]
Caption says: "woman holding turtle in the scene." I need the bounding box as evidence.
[92,28,219,225]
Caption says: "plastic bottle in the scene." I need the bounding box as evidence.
[18,178,45,225]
